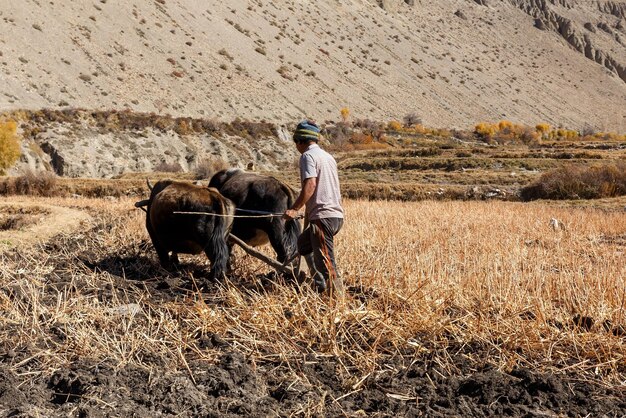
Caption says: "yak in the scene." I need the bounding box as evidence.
[135,180,235,280]
[208,168,301,268]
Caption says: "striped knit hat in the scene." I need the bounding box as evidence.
[293,120,320,143]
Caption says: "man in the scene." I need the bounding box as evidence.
[284,120,344,295]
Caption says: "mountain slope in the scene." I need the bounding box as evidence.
[0,0,624,131]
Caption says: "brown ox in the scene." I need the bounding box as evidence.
[135,180,235,280]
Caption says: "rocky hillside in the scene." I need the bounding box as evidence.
[6,110,299,178]
[1,0,624,129]
[0,0,625,177]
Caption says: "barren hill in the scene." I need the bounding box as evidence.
[1,0,625,131]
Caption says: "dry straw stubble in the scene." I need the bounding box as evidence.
[0,196,624,409]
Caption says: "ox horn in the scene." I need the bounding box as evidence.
[146,178,153,191]
[134,199,149,212]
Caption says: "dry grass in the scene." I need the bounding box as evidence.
[0,170,58,196]
[521,162,626,200]
[0,196,624,396]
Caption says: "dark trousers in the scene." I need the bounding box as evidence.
[297,218,343,293]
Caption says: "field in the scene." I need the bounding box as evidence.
[1,136,625,417]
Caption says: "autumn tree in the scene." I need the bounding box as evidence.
[0,120,21,174]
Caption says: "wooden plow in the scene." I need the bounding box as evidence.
[227,233,301,278]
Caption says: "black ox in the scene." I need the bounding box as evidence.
[209,168,301,269]
[135,180,235,280]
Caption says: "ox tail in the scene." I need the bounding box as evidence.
[146,178,153,191]
[135,199,149,208]
[281,183,302,263]
[206,195,234,280]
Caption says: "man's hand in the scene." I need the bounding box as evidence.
[283,209,300,220]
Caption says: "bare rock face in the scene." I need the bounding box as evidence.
[534,18,548,29]
[455,9,469,19]
[507,0,626,83]
[599,1,626,19]
[584,22,597,32]
[8,111,299,178]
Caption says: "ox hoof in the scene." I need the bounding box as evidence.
[313,277,327,293]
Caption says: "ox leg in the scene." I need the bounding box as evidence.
[152,240,173,270]
[146,218,173,270]
[268,222,299,281]
[268,229,287,263]
[157,249,173,269]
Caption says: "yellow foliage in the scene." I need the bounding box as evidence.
[474,120,542,144]
[340,107,350,122]
[474,122,497,138]
[0,120,21,173]
[594,132,624,141]
[430,128,452,139]
[349,132,373,144]
[387,120,403,131]
[412,124,426,134]
[535,123,551,134]
[498,120,513,131]
[549,129,579,140]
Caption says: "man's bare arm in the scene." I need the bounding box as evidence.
[284,177,316,219]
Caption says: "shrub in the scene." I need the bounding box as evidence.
[174,118,194,135]
[403,112,422,127]
[352,118,381,131]
[549,129,579,141]
[0,120,21,174]
[6,170,58,196]
[474,122,497,140]
[498,120,513,132]
[323,122,351,147]
[340,107,350,123]
[430,128,452,139]
[154,161,183,173]
[349,132,373,145]
[520,162,626,201]
[193,158,229,180]
[519,126,541,144]
[535,123,551,135]
[387,120,402,131]
[409,124,427,134]
[474,121,541,144]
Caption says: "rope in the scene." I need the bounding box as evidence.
[173,211,283,218]
[172,210,304,219]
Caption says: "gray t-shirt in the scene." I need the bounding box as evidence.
[300,144,344,220]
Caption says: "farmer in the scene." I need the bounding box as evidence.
[283,120,345,295]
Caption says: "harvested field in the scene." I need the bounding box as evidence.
[0,195,624,416]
